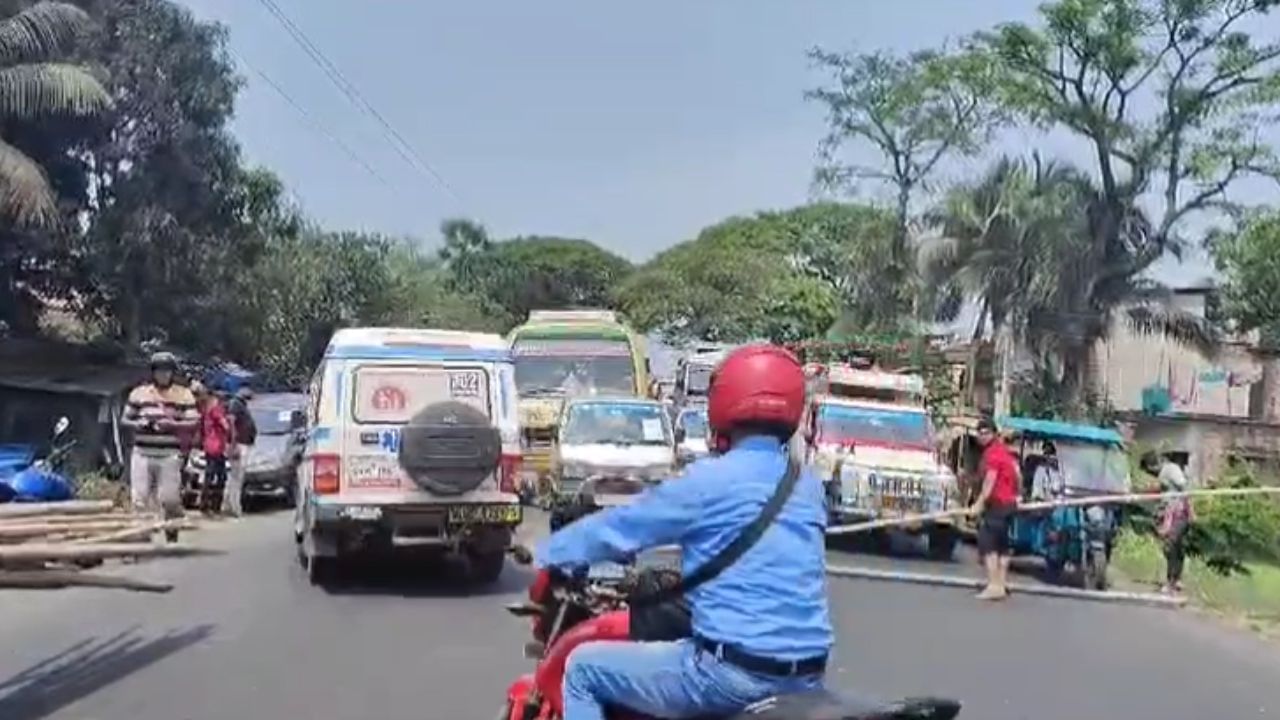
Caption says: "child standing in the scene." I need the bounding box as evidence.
[194,383,234,516]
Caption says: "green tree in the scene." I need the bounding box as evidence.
[1214,211,1280,419]
[1215,211,1280,341]
[974,0,1280,267]
[0,1,109,226]
[928,155,1218,414]
[808,47,1003,308]
[616,206,861,343]
[232,228,397,383]
[484,236,632,324]
[776,202,901,333]
[439,221,634,329]
[72,0,262,352]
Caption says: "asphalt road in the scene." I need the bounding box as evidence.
[0,511,1277,720]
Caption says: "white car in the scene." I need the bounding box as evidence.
[549,396,677,530]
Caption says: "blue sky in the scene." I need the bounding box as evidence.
[180,1,1273,284]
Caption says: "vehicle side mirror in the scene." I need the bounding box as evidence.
[674,427,685,444]
[290,410,306,430]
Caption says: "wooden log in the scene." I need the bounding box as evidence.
[0,510,154,524]
[0,569,172,593]
[825,564,1186,608]
[0,520,145,541]
[0,500,116,519]
[0,542,216,564]
[70,519,195,545]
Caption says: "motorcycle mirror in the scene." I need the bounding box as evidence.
[509,544,534,565]
[53,416,70,437]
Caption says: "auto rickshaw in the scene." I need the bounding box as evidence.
[997,416,1130,590]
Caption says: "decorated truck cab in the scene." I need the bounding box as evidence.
[805,365,960,559]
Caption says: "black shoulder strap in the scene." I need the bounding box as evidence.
[633,454,802,605]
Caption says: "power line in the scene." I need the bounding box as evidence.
[228,48,392,188]
[253,0,461,205]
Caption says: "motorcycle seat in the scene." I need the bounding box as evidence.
[726,688,961,720]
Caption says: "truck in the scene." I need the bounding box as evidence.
[670,343,732,412]
[805,364,961,559]
[506,310,649,497]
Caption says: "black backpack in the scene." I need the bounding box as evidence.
[231,400,257,445]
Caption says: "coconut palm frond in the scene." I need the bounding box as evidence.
[0,136,56,225]
[1125,304,1220,358]
[0,62,110,118]
[0,2,93,66]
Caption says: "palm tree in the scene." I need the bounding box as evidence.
[926,155,1216,415]
[0,2,111,226]
[924,156,1076,411]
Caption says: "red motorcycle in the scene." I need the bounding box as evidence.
[500,550,961,720]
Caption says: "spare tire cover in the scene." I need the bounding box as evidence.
[398,401,501,496]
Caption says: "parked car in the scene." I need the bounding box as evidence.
[241,393,307,506]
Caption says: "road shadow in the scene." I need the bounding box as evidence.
[0,625,215,720]
[312,552,537,598]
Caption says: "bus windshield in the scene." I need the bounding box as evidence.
[512,338,636,396]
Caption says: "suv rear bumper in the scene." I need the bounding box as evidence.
[306,500,520,557]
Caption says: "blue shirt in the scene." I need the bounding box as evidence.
[536,435,833,661]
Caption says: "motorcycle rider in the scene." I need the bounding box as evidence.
[536,344,832,720]
[123,352,199,539]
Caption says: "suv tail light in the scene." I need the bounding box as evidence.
[313,454,340,494]
[499,452,522,494]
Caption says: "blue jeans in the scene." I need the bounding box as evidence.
[562,639,823,720]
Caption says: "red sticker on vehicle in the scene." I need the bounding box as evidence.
[371,385,407,411]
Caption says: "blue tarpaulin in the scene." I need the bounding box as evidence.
[202,363,256,394]
[996,416,1123,445]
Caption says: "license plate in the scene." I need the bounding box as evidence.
[348,456,403,488]
[446,504,522,524]
[881,496,921,513]
[342,505,383,521]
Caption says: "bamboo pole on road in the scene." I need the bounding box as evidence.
[826,486,1280,536]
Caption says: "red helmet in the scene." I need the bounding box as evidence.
[707,344,806,447]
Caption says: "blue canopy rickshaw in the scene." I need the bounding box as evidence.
[997,416,1131,590]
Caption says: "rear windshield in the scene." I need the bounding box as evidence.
[351,365,490,424]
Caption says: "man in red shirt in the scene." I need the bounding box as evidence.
[972,418,1020,601]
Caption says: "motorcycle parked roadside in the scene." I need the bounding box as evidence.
[498,546,962,720]
[0,416,78,503]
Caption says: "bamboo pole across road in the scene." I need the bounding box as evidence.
[825,486,1280,536]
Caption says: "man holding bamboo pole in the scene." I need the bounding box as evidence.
[972,418,1021,601]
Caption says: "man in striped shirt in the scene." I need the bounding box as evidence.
[123,352,199,539]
